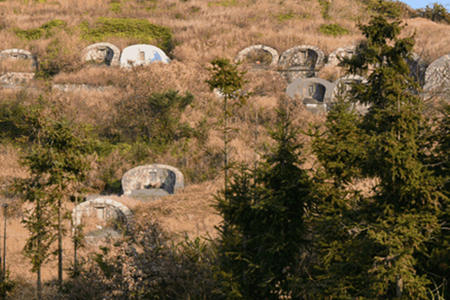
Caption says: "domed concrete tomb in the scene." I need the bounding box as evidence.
[326,46,356,67]
[120,44,170,68]
[424,54,449,98]
[286,77,334,113]
[407,53,427,86]
[235,45,279,69]
[0,48,37,71]
[72,196,133,242]
[82,42,120,66]
[121,164,184,198]
[278,45,325,82]
[332,75,369,114]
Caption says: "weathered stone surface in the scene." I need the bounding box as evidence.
[0,72,34,86]
[424,54,450,99]
[286,77,334,113]
[121,164,184,197]
[52,83,116,93]
[0,49,37,71]
[82,42,121,66]
[85,228,122,244]
[326,46,356,67]
[332,75,369,114]
[407,53,427,86]
[235,45,279,69]
[72,196,133,243]
[120,44,170,68]
[278,45,325,82]
[72,196,133,228]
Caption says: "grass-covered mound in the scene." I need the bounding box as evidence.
[80,17,173,53]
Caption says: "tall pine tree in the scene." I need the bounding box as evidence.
[312,15,445,298]
[216,107,313,299]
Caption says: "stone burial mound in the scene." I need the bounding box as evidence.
[424,54,450,99]
[120,44,170,68]
[326,46,356,67]
[0,48,37,88]
[286,77,334,113]
[121,164,184,200]
[235,44,279,70]
[72,196,133,244]
[278,45,325,83]
[82,42,121,66]
[332,75,370,114]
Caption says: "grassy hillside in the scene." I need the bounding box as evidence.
[0,0,449,297]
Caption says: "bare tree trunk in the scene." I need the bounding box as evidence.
[37,266,42,300]
[224,96,229,200]
[57,198,62,289]
[2,204,6,281]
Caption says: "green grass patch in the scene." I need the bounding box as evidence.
[14,19,66,40]
[319,23,349,36]
[208,0,238,7]
[80,17,173,53]
[318,0,330,19]
[109,1,122,13]
[276,11,310,21]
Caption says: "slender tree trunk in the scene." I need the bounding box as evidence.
[57,198,62,289]
[73,234,77,277]
[36,199,42,300]
[2,204,6,280]
[37,266,42,300]
[224,96,229,200]
[254,109,259,172]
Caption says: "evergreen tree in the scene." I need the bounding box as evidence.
[312,15,445,298]
[15,100,92,297]
[216,107,312,299]
[206,58,247,196]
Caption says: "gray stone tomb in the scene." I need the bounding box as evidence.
[278,45,325,83]
[332,75,369,114]
[424,54,449,99]
[326,46,356,67]
[82,42,121,66]
[120,44,170,68]
[407,53,427,86]
[235,45,279,70]
[121,164,184,199]
[0,49,37,87]
[72,196,133,243]
[286,77,334,113]
[0,48,37,71]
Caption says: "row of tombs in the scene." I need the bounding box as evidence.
[0,43,448,113]
[71,164,184,243]
[0,43,170,87]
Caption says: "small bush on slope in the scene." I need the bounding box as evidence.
[14,19,67,40]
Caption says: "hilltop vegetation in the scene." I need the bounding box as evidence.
[0,0,449,298]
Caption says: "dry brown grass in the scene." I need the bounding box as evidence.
[0,0,448,292]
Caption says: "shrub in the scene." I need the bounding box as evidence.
[14,19,67,40]
[80,17,174,53]
[319,23,349,36]
[318,0,331,19]
[36,38,78,78]
[64,221,219,299]
[417,3,450,24]
[364,0,414,18]
[109,90,194,150]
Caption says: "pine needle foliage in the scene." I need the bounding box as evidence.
[311,15,446,298]
[216,107,313,299]
[14,99,92,298]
